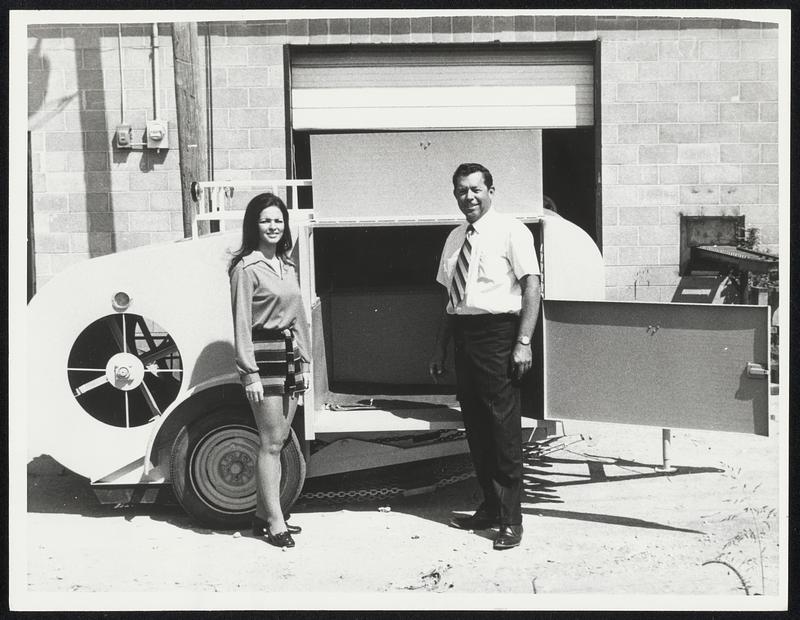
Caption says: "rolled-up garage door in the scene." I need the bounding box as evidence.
[290,43,594,131]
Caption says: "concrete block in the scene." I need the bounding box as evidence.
[760,184,779,205]
[246,45,283,68]
[618,124,658,144]
[35,232,71,253]
[229,149,270,170]
[390,17,411,43]
[249,128,285,150]
[638,224,681,246]
[132,171,169,191]
[760,103,778,123]
[90,211,129,233]
[602,225,639,246]
[513,15,534,41]
[677,144,719,164]
[639,144,678,164]
[640,186,679,206]
[604,265,641,287]
[659,82,699,102]
[619,246,660,266]
[699,39,740,60]
[34,193,69,213]
[638,103,678,123]
[700,164,741,184]
[720,143,761,163]
[616,41,659,62]
[740,123,778,143]
[659,40,697,60]
[618,206,660,225]
[45,172,86,194]
[431,16,453,42]
[575,16,597,35]
[229,108,269,129]
[720,184,760,204]
[212,46,248,67]
[603,246,620,265]
[554,15,576,38]
[679,61,719,82]
[268,106,286,128]
[659,165,699,185]
[602,185,638,206]
[149,191,182,212]
[741,82,778,102]
[603,145,638,164]
[69,192,109,213]
[328,18,350,44]
[49,212,88,233]
[212,129,250,149]
[700,82,739,102]
[227,67,270,87]
[742,164,779,184]
[349,18,370,43]
[719,61,760,81]
[603,103,638,123]
[602,62,637,82]
[760,61,778,81]
[70,232,114,255]
[110,192,150,211]
[597,16,637,40]
[719,102,759,123]
[618,166,659,185]
[680,185,720,204]
[129,212,172,232]
[636,17,680,39]
[740,39,778,60]
[617,82,658,103]
[45,132,84,151]
[699,123,740,143]
[659,124,698,144]
[659,245,680,265]
[115,232,152,251]
[761,144,778,164]
[248,87,283,108]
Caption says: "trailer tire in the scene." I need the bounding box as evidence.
[170,406,306,530]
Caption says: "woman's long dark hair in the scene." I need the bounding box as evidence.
[228,193,293,274]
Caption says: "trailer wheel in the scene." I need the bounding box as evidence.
[170,406,306,529]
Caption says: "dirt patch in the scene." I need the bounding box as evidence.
[21,405,782,607]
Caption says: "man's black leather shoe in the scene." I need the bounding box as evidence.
[493,524,523,550]
[449,506,500,530]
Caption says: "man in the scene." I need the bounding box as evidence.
[429,162,541,550]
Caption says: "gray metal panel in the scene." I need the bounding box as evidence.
[544,300,770,436]
[310,130,542,219]
[328,289,455,386]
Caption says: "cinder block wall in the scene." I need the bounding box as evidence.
[28,15,779,301]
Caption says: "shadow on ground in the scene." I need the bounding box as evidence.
[28,435,723,537]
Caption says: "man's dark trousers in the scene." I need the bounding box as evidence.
[452,313,523,526]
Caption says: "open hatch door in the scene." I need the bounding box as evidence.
[543,300,770,436]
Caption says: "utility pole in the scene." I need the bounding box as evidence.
[171,22,209,237]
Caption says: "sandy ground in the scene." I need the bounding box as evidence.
[21,397,782,608]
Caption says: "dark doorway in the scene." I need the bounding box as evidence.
[542,127,597,246]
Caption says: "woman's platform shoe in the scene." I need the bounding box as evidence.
[253,516,301,540]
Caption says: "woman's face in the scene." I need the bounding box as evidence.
[258,206,285,247]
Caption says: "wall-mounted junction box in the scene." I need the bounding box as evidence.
[114,125,132,149]
[146,119,169,150]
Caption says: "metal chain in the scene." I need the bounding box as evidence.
[299,468,475,504]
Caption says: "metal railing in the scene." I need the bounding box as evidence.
[189,179,313,238]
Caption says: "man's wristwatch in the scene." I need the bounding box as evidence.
[517,336,531,346]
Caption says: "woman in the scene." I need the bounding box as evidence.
[229,193,311,548]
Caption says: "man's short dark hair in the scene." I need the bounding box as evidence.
[452,163,493,189]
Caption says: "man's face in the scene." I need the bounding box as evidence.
[453,171,494,223]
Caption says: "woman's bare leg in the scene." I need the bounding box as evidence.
[250,393,298,533]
